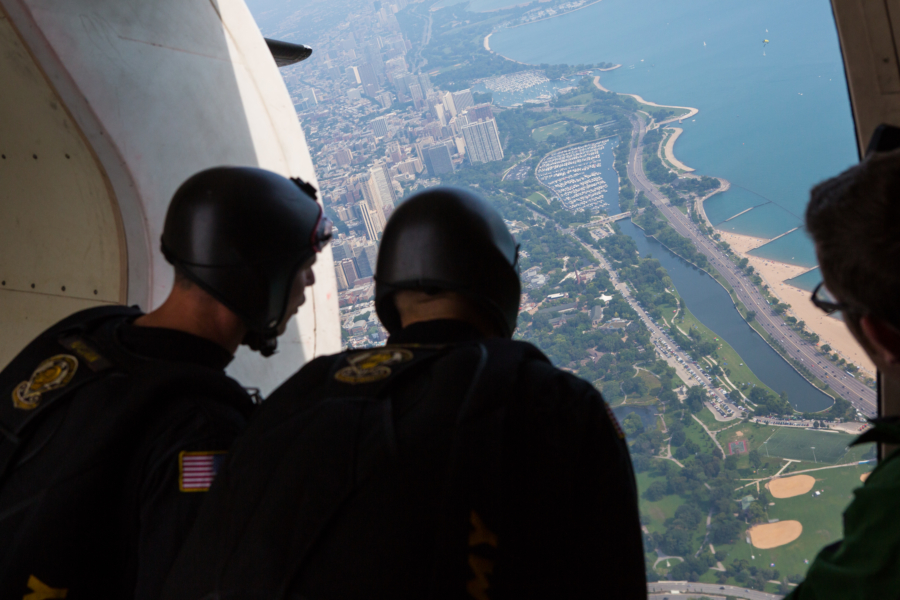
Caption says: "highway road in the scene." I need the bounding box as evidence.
[649,581,785,600]
[625,117,877,418]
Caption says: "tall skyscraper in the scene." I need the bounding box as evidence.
[357,63,379,89]
[442,91,457,117]
[417,72,433,95]
[357,201,382,242]
[370,163,397,206]
[299,87,318,105]
[352,246,374,278]
[451,89,475,115]
[334,262,349,291]
[371,117,389,138]
[345,66,361,84]
[331,240,350,261]
[462,118,504,164]
[340,259,359,289]
[424,144,454,176]
[409,83,424,107]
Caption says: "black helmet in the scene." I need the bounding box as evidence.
[161,166,332,355]
[375,186,520,337]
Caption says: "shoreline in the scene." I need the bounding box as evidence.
[662,127,694,172]
[592,76,700,121]
[506,0,605,28]
[717,231,876,377]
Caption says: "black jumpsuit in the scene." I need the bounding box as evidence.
[163,319,647,600]
[0,306,254,600]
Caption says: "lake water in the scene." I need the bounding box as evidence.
[617,219,832,413]
[560,138,831,411]
[490,0,859,268]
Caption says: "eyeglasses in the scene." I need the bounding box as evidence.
[810,282,849,316]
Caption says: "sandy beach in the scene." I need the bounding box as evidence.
[592,77,699,121]
[719,231,876,376]
[662,128,694,172]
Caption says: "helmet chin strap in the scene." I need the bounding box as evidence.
[242,330,279,357]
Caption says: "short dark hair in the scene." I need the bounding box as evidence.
[806,149,900,326]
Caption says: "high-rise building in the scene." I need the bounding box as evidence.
[369,163,398,207]
[409,83,423,107]
[467,103,493,122]
[333,148,353,167]
[357,63,379,89]
[347,88,362,101]
[331,240,350,261]
[462,118,504,164]
[393,72,415,98]
[451,89,475,115]
[417,73,433,95]
[357,201,382,242]
[376,92,393,109]
[424,144,455,176]
[345,65,361,84]
[334,262,349,291]
[352,246,374,278]
[299,87,318,105]
[340,259,358,289]
[371,117,389,138]
[442,91,457,118]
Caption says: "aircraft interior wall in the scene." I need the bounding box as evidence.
[0,0,340,394]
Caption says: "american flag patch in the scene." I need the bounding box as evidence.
[179,451,227,492]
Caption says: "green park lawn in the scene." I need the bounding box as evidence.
[636,102,692,122]
[682,414,719,455]
[694,405,732,432]
[636,470,684,535]
[526,191,548,205]
[723,463,874,582]
[760,427,856,464]
[532,120,569,142]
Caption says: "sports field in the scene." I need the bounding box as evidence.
[757,428,853,464]
[719,462,874,582]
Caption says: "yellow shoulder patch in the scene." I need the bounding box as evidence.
[334,347,414,385]
[13,355,78,411]
[24,575,67,600]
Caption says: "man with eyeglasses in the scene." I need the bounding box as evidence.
[787,149,900,600]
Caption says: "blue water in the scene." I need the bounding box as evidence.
[617,219,833,413]
[490,0,859,267]
[786,267,822,292]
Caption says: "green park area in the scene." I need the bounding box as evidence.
[710,462,874,588]
[532,120,570,142]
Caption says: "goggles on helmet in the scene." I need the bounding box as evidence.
[310,205,334,253]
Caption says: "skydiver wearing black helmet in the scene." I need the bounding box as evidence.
[161,186,646,600]
[0,166,330,600]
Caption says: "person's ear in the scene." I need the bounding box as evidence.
[859,315,900,366]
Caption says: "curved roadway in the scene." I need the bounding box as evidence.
[625,117,877,417]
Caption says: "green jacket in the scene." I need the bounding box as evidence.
[786,418,900,600]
